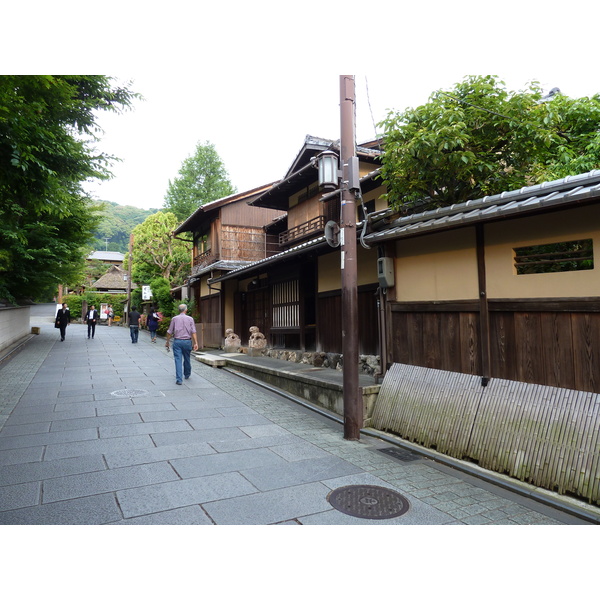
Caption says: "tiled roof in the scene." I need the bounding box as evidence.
[363,170,600,244]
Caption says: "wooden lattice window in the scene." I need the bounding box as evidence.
[272,280,299,328]
[514,239,594,275]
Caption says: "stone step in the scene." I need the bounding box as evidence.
[193,352,226,368]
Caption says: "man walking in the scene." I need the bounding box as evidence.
[84,304,99,339]
[165,304,198,384]
[55,303,71,342]
[128,305,141,343]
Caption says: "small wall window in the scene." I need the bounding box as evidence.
[514,239,594,275]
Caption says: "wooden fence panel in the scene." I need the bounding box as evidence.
[317,294,342,353]
[389,303,600,394]
[572,313,600,393]
[459,312,480,374]
[317,288,379,355]
[540,312,575,389]
[489,311,517,381]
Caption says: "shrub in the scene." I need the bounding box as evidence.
[157,316,171,337]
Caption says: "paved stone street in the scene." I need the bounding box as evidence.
[0,304,595,525]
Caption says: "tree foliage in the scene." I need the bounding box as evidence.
[0,75,139,302]
[128,211,190,287]
[379,75,600,209]
[163,140,236,222]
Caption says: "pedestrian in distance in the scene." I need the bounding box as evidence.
[147,306,160,343]
[84,304,99,339]
[105,304,114,327]
[55,303,71,342]
[128,305,141,343]
[165,303,198,384]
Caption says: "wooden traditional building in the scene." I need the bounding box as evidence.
[173,184,284,347]
[209,135,386,354]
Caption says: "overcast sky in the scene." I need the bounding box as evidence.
[5,1,599,212]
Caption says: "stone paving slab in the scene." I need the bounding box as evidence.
[104,441,216,469]
[0,454,106,486]
[0,446,45,467]
[43,434,156,460]
[110,505,213,525]
[241,455,364,492]
[171,447,288,479]
[202,481,333,525]
[42,461,179,503]
[116,472,258,518]
[0,493,122,525]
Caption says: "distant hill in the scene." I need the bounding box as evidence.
[91,202,160,253]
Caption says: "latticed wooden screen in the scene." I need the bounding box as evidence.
[272,280,300,328]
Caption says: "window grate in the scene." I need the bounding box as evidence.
[514,239,594,275]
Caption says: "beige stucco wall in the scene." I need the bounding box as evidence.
[390,204,600,302]
[393,228,479,301]
[318,246,379,293]
[485,204,600,298]
[223,282,236,331]
[199,276,212,298]
[362,185,387,212]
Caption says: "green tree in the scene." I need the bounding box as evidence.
[163,140,236,222]
[0,75,138,302]
[128,211,191,287]
[379,75,600,209]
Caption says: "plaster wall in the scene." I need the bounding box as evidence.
[318,246,379,293]
[0,306,31,354]
[393,229,479,301]
[484,205,600,298]
[223,283,235,331]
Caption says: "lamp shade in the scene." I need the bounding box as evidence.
[318,151,339,188]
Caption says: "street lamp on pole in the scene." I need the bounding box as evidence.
[318,75,362,441]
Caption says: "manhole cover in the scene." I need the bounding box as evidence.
[110,389,149,398]
[327,485,410,520]
[379,447,421,462]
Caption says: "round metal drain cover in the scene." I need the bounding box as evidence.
[327,485,409,520]
[111,389,149,398]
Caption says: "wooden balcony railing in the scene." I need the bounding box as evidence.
[193,248,218,271]
[279,215,326,246]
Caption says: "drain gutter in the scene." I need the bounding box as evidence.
[224,366,600,524]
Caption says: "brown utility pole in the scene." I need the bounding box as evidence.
[126,233,133,325]
[340,75,362,440]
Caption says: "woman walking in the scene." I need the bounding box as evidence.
[147,306,160,343]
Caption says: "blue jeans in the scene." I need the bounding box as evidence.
[172,338,192,382]
[130,326,139,343]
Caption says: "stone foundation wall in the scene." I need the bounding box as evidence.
[262,349,380,377]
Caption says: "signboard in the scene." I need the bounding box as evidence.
[142,285,152,300]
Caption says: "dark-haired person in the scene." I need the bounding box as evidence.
[128,306,141,343]
[84,305,99,339]
[55,303,71,342]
